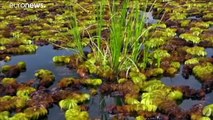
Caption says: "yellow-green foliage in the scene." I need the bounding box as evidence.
[24,106,48,120]
[186,46,207,56]
[193,62,213,80]
[65,108,89,120]
[84,78,102,86]
[185,58,199,65]
[59,93,90,110]
[16,86,36,100]
[0,111,9,120]
[52,56,71,64]
[10,113,28,120]
[1,78,17,86]
[180,33,201,44]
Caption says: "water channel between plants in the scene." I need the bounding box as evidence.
[0,45,212,120]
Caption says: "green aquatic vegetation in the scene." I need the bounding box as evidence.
[142,79,166,92]
[84,78,102,86]
[0,96,16,111]
[193,62,213,80]
[1,78,17,86]
[1,65,12,73]
[59,93,90,110]
[170,12,187,20]
[35,69,55,80]
[167,90,183,100]
[0,46,6,51]
[170,62,180,69]
[72,93,90,103]
[24,106,48,120]
[153,49,170,67]
[59,99,78,110]
[11,31,22,39]
[186,46,207,57]
[109,0,128,71]
[136,116,146,120]
[10,113,28,120]
[14,97,27,109]
[181,20,191,27]
[184,58,199,65]
[65,108,89,120]
[17,61,26,71]
[0,38,13,45]
[24,14,38,22]
[146,68,164,77]
[96,0,105,51]
[190,27,203,36]
[130,71,146,85]
[117,78,128,84]
[0,111,9,120]
[151,23,167,29]
[179,33,201,44]
[191,21,209,28]
[52,56,71,64]
[69,4,84,58]
[125,96,140,105]
[202,104,213,117]
[145,37,165,49]
[0,21,8,29]
[166,67,178,75]
[16,86,36,100]
[18,45,38,53]
[203,13,213,20]
[58,77,74,88]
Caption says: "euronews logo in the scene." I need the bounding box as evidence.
[9,2,46,9]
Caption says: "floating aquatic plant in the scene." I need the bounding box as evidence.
[0,111,9,120]
[145,37,166,49]
[202,104,213,117]
[65,108,89,120]
[24,106,48,120]
[179,33,201,44]
[52,55,71,64]
[59,99,78,110]
[193,62,213,81]
[153,49,170,67]
[35,69,55,87]
[0,96,16,111]
[16,86,36,100]
[10,113,28,120]
[83,78,102,86]
[186,46,207,57]
[1,78,17,86]
[185,58,199,65]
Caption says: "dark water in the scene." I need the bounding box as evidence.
[6,45,75,84]
[161,48,213,110]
